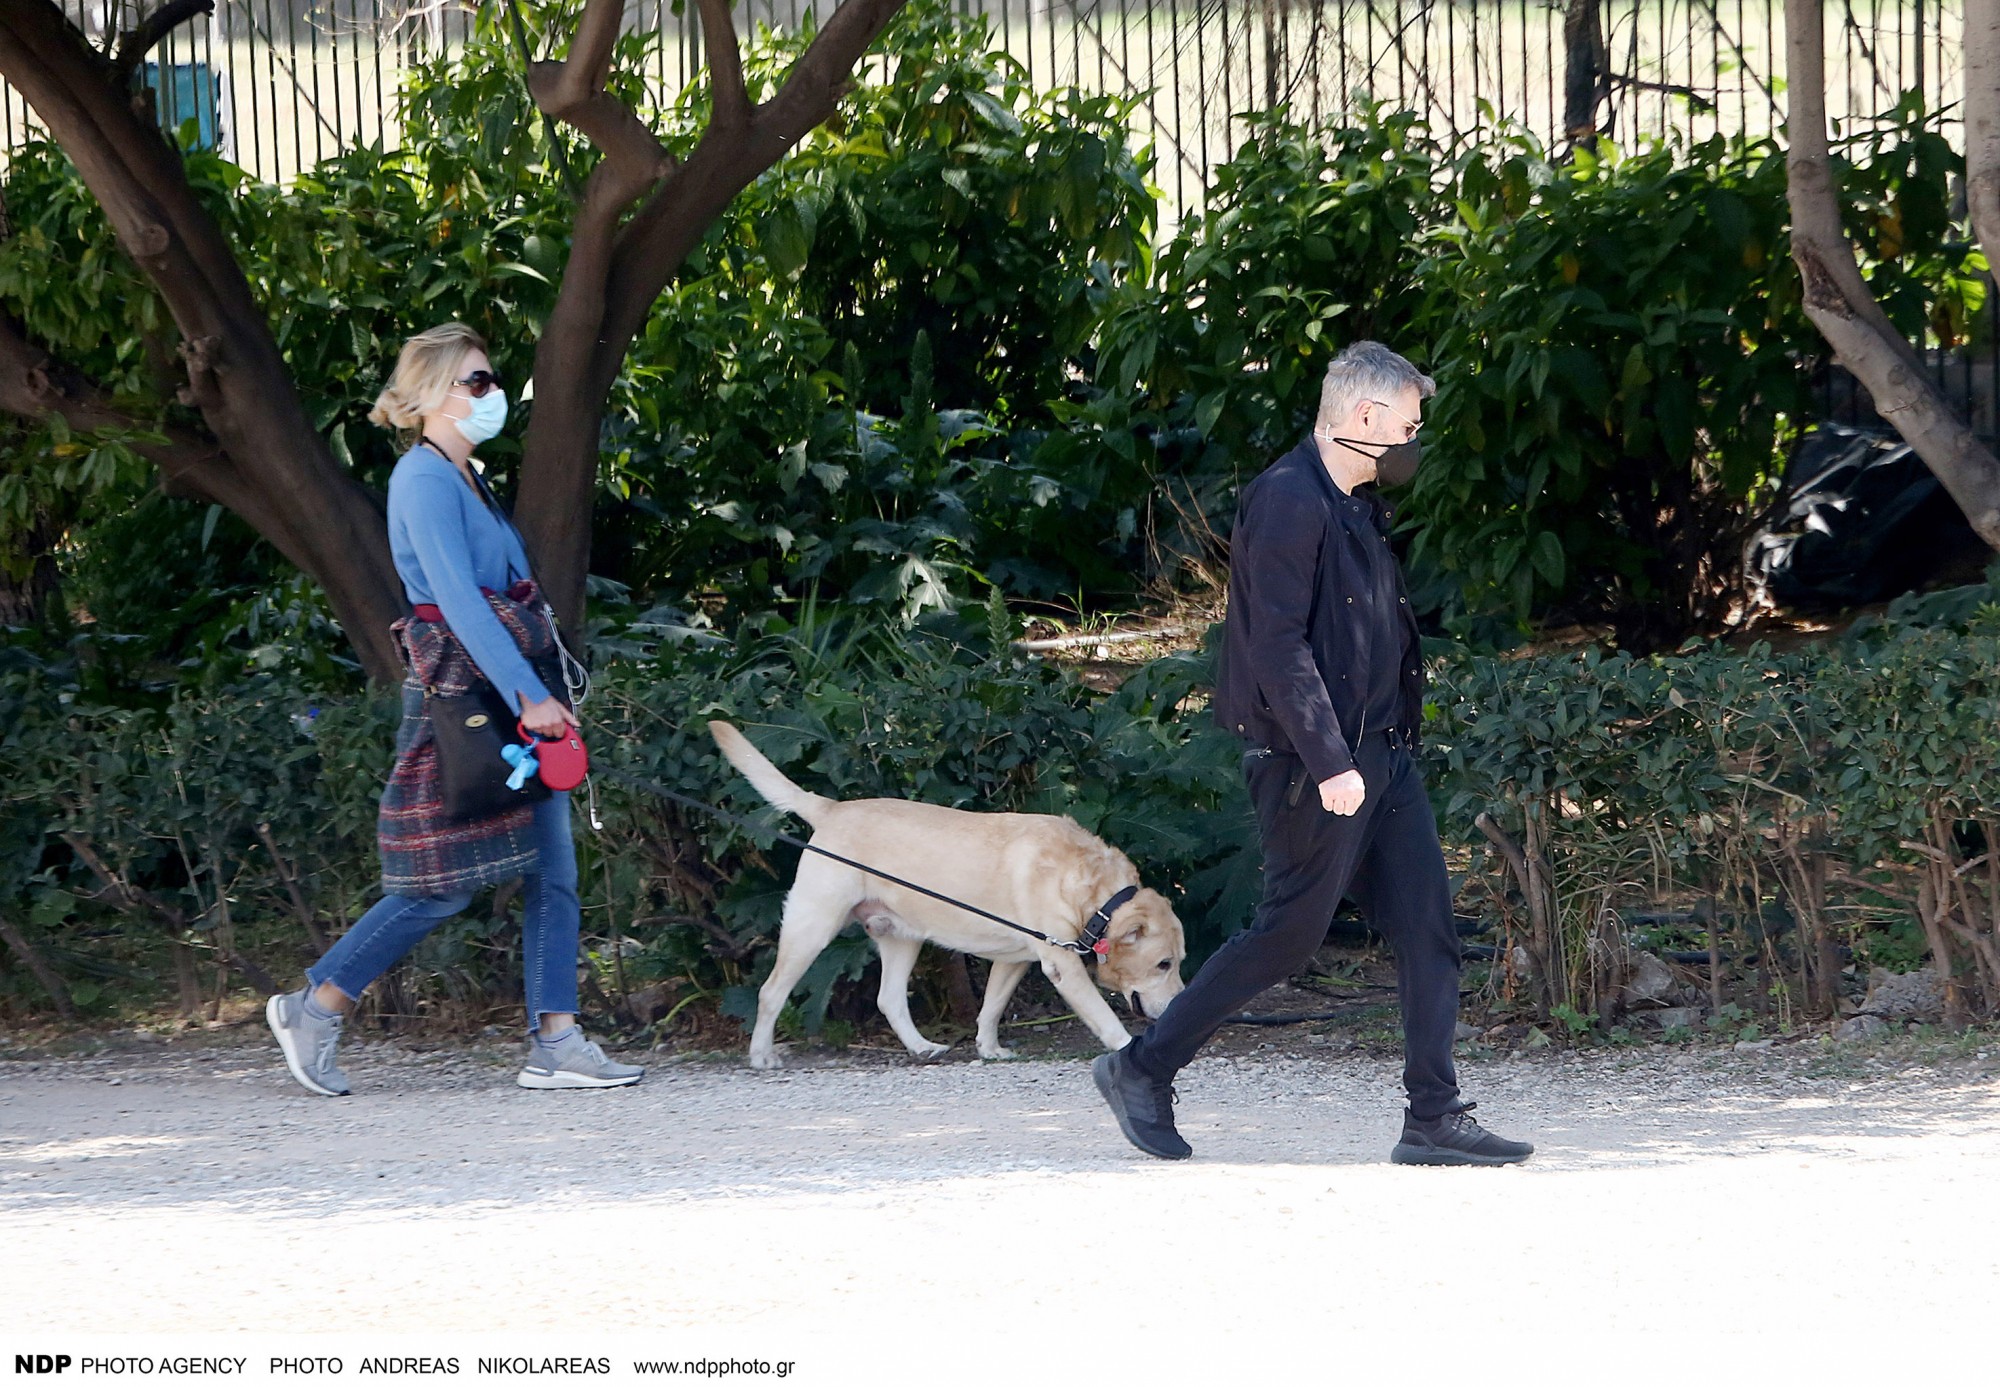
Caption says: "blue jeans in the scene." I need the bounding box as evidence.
[309,793,581,1026]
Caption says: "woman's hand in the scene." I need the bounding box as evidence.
[518,693,578,739]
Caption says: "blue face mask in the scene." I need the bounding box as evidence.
[451,386,509,447]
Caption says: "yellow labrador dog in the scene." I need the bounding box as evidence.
[709,721,1187,1069]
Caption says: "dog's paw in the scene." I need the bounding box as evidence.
[976,1044,1018,1061]
[747,1048,785,1071]
[908,1041,951,1061]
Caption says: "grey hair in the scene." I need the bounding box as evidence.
[1315,341,1436,429]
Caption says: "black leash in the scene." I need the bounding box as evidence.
[604,765,1386,1032]
[597,767,1130,959]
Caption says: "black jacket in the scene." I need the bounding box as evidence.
[1212,438,1425,783]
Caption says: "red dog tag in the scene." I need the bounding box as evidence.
[518,721,590,791]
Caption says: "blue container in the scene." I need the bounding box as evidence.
[142,61,223,151]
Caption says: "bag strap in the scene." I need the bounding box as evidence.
[417,437,531,586]
[469,467,532,588]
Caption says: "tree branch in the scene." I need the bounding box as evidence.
[525,0,675,200]
[595,0,909,369]
[530,0,622,109]
[255,820,330,954]
[0,311,231,501]
[0,913,77,1021]
[514,0,909,626]
[754,0,906,146]
[112,0,215,83]
[697,0,750,131]
[62,831,189,929]
[1785,0,2000,549]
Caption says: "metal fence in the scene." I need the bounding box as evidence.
[4,1,1991,436]
[0,0,1972,216]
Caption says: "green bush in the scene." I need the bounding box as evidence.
[1408,108,1988,652]
[1097,102,1446,461]
[8,35,1988,661]
[1083,104,1985,647]
[1431,577,2000,1026]
[9,584,2000,1035]
[0,0,1168,661]
[1411,133,1810,651]
[749,2,1155,418]
[0,611,1257,1031]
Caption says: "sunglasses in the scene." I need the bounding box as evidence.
[455,369,503,398]
[1365,398,1423,441]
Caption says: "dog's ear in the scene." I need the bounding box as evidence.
[1108,903,1153,944]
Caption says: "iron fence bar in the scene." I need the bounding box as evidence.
[304,0,326,165]
[1915,0,1925,99]
[0,3,1974,242]
[1217,0,1232,151]
[372,0,386,154]
[287,0,303,174]
[353,0,367,153]
[1467,0,1478,135]
[1504,0,1520,140]
[1045,0,1056,99]
[1165,0,1189,213]
[195,1,214,151]
[1117,0,1130,120]
[335,1,352,160]
[1733,0,1743,132]
[1762,0,1772,128]
[1683,0,1696,139]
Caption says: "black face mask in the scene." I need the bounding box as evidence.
[1324,436,1422,488]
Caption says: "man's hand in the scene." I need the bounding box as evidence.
[1319,769,1366,816]
[518,693,578,739]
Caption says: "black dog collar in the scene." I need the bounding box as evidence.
[1079,885,1140,957]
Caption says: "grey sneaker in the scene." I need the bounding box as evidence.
[517,1028,644,1090]
[266,989,350,1097]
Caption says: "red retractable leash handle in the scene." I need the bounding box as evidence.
[515,719,590,791]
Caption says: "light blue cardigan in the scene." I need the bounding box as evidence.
[386,445,553,714]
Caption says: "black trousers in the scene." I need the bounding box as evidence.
[1127,732,1464,1119]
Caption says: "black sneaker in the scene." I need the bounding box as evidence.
[1093,1049,1192,1160]
[1390,1102,1533,1166]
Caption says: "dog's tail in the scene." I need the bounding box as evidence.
[707,721,835,827]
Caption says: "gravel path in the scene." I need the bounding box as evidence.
[4,1030,1998,1375]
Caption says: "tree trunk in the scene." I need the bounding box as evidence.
[515,0,911,631]
[1966,0,2000,274]
[1563,0,1607,145]
[0,3,409,680]
[1785,0,2000,549]
[0,508,64,629]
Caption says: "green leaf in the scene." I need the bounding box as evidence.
[1531,529,1565,586]
[1194,391,1227,437]
[490,261,551,284]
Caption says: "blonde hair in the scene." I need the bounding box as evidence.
[368,323,487,439]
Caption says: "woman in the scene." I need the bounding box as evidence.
[266,323,642,1096]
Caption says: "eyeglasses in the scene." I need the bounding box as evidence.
[455,369,503,398]
[1366,399,1422,441]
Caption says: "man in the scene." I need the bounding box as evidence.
[1092,341,1533,1166]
